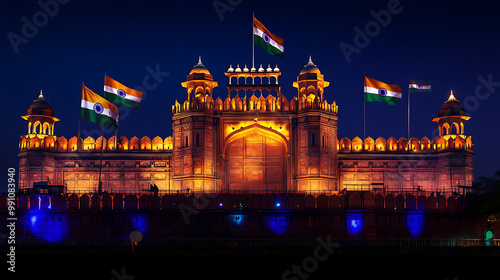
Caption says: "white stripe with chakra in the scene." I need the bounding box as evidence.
[81,100,119,123]
[364,86,402,98]
[253,27,284,52]
[409,84,431,90]
[104,85,142,103]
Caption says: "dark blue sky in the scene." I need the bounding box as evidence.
[2,0,499,193]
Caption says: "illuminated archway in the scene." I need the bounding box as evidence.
[224,124,288,192]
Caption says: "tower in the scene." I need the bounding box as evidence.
[19,90,60,188]
[21,90,60,140]
[293,57,338,192]
[432,91,474,192]
[172,57,218,192]
[433,90,470,138]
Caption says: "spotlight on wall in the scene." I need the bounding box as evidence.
[276,202,281,208]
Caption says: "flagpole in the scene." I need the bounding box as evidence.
[252,12,255,69]
[97,124,104,194]
[408,89,410,140]
[363,75,366,139]
[364,99,366,140]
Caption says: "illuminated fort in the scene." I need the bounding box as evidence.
[18,57,474,196]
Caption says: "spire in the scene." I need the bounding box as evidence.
[36,89,46,101]
[195,56,204,67]
[305,55,315,67]
[446,90,459,102]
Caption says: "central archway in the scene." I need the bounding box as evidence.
[224,124,288,193]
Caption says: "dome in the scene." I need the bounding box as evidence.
[27,90,54,117]
[189,56,211,75]
[299,56,321,75]
[437,91,465,117]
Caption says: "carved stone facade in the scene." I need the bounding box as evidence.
[18,58,473,195]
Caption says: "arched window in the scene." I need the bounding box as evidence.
[322,135,326,147]
[311,133,316,147]
[185,135,189,147]
[196,133,200,147]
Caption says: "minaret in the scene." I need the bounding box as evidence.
[21,90,60,138]
[293,57,338,192]
[173,58,218,193]
[293,56,330,103]
[433,90,470,138]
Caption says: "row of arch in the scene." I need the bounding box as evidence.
[7,192,466,213]
[338,136,472,152]
[172,93,338,114]
[19,135,173,152]
[439,122,465,136]
[28,121,55,136]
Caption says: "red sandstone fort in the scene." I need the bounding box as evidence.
[18,58,474,196]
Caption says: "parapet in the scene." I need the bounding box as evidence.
[19,135,173,152]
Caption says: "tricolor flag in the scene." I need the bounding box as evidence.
[80,84,119,129]
[253,16,284,59]
[409,79,432,93]
[364,76,402,105]
[104,74,143,110]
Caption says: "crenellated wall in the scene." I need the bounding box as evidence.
[19,135,173,152]
[338,135,473,152]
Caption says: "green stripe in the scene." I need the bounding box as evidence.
[80,108,118,129]
[104,92,140,110]
[408,88,431,93]
[364,92,401,105]
[409,79,431,85]
[254,35,283,58]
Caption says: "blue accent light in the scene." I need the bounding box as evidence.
[27,212,67,243]
[406,212,425,238]
[267,215,288,235]
[346,213,363,236]
[276,203,281,208]
[229,214,244,226]
[219,203,223,207]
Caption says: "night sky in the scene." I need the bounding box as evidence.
[2,0,499,193]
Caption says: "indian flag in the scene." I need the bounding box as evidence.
[104,74,143,110]
[80,84,119,129]
[253,16,284,59]
[364,76,402,105]
[409,79,431,93]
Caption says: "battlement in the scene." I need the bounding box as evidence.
[172,93,338,114]
[19,135,173,152]
[338,135,472,153]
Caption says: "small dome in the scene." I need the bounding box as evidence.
[189,56,211,75]
[437,91,466,117]
[235,64,242,72]
[227,64,234,72]
[250,66,256,72]
[300,56,321,75]
[258,64,265,72]
[273,65,280,72]
[243,65,249,72]
[266,64,273,72]
[27,90,54,117]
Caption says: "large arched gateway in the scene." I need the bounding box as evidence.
[224,125,288,193]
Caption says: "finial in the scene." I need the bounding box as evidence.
[39,89,43,98]
[446,90,458,102]
[195,56,204,67]
[305,56,316,67]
